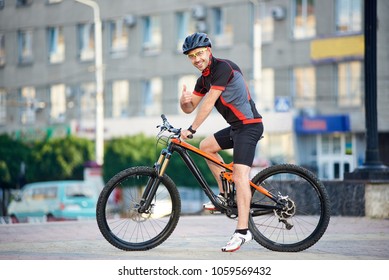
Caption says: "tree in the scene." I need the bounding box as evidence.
[26,136,94,182]
[0,134,29,189]
[0,160,11,215]
[103,134,156,182]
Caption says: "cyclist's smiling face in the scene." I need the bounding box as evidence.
[187,47,211,71]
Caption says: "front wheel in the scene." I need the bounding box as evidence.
[96,166,181,251]
[249,164,331,252]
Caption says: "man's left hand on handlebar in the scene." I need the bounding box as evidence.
[180,129,193,140]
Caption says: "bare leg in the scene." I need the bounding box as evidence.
[199,135,225,193]
[233,163,251,229]
[220,163,253,252]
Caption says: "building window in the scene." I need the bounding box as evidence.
[336,0,362,33]
[337,61,362,107]
[0,88,6,124]
[292,66,316,108]
[16,0,32,7]
[109,19,128,57]
[78,23,95,61]
[19,87,36,125]
[0,33,5,67]
[50,84,66,123]
[292,0,316,39]
[213,7,223,36]
[47,0,62,4]
[259,68,275,112]
[176,12,196,51]
[18,29,34,64]
[142,78,162,116]
[212,7,233,47]
[178,75,197,114]
[47,26,65,63]
[142,15,161,55]
[80,83,96,119]
[259,3,274,43]
[112,80,129,118]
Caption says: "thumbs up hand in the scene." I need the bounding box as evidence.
[181,85,192,105]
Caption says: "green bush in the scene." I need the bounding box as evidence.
[103,134,157,182]
[26,136,94,182]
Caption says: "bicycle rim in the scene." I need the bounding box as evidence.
[96,166,181,251]
[249,164,330,252]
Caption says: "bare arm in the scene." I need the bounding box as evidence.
[181,88,222,139]
[191,88,222,130]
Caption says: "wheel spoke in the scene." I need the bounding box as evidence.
[249,164,330,252]
[96,167,181,251]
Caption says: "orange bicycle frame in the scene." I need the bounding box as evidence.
[155,137,275,202]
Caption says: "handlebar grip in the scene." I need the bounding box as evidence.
[187,134,193,139]
[161,114,167,122]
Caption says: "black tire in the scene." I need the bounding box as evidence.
[96,166,181,251]
[249,164,331,252]
[46,213,56,222]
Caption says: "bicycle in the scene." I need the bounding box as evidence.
[96,114,331,252]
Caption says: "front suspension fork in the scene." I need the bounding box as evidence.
[138,149,171,213]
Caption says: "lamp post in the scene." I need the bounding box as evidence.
[75,0,104,166]
[345,0,389,180]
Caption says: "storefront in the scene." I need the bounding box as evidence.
[294,115,355,180]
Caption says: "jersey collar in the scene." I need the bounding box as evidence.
[201,55,216,77]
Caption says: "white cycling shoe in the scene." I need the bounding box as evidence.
[203,194,226,211]
[221,230,253,252]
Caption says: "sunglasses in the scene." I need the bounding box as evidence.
[187,48,208,60]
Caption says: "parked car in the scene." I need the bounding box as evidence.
[8,180,100,223]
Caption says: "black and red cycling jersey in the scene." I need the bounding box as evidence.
[193,56,262,128]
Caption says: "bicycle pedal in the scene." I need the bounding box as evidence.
[209,210,222,214]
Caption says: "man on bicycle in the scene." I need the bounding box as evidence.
[179,32,264,252]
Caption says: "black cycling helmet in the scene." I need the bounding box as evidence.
[182,32,212,55]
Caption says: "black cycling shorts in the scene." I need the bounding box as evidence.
[214,122,264,167]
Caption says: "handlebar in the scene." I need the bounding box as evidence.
[158,114,193,139]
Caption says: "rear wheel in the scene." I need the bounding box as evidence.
[96,166,181,251]
[249,164,331,252]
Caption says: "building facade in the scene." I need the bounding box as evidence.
[0,0,388,179]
